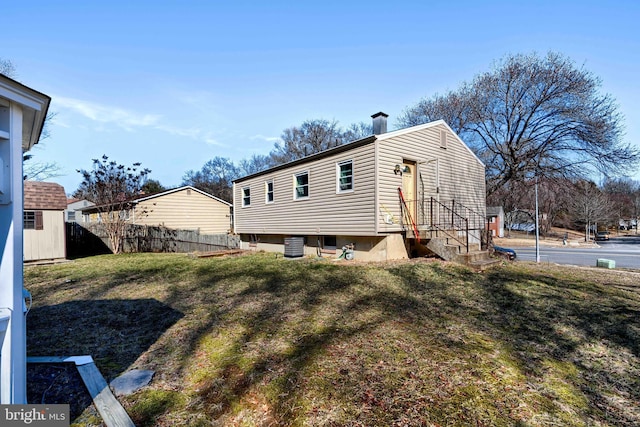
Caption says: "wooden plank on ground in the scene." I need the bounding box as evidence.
[27,355,93,365]
[76,362,135,427]
[193,249,245,258]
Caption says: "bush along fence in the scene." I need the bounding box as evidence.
[66,223,240,257]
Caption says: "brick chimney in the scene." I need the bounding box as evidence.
[371,112,388,135]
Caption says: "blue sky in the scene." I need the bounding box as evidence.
[2,0,639,194]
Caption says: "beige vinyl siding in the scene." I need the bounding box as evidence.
[376,124,486,231]
[235,143,377,236]
[24,210,65,261]
[134,188,231,234]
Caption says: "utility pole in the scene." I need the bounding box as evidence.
[535,178,540,263]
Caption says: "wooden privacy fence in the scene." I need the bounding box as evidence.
[66,223,240,257]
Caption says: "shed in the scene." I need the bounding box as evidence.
[23,181,67,262]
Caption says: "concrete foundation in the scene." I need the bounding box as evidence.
[239,233,409,262]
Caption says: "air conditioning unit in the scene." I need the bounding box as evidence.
[284,237,304,258]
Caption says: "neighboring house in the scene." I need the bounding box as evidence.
[506,209,547,232]
[0,74,51,403]
[487,206,505,238]
[23,181,67,262]
[66,198,94,223]
[233,113,486,262]
[81,186,232,234]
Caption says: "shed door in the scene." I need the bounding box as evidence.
[401,160,417,225]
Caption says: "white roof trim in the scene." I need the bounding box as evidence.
[133,185,232,206]
[376,120,485,168]
[0,74,51,151]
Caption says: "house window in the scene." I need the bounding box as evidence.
[337,160,353,193]
[242,187,251,207]
[323,235,337,250]
[265,180,274,203]
[68,211,76,222]
[294,172,309,199]
[24,211,43,230]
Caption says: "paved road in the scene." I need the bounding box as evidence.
[513,236,640,269]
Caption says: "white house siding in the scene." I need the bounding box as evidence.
[134,188,231,234]
[23,211,65,261]
[376,123,486,232]
[234,143,377,236]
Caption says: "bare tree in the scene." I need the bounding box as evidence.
[238,154,273,177]
[270,119,344,164]
[569,180,610,241]
[489,177,572,237]
[399,52,639,196]
[0,58,16,77]
[342,121,373,142]
[75,155,150,254]
[602,177,638,229]
[182,156,238,202]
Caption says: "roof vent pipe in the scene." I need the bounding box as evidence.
[371,112,388,135]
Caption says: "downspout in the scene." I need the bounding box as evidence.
[374,138,379,236]
[232,182,237,236]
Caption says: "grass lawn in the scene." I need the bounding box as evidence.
[24,253,640,426]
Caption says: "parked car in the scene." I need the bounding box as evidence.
[493,245,517,260]
[595,231,610,241]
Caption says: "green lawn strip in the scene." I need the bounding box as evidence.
[25,253,640,426]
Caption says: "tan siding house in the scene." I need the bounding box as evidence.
[23,181,67,262]
[83,186,232,234]
[233,115,486,261]
[134,186,231,234]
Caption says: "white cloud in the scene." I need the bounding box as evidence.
[54,96,161,131]
[52,95,224,145]
[250,134,280,143]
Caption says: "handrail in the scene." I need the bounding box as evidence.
[398,195,487,253]
[428,197,471,252]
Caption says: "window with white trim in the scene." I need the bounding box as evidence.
[337,160,353,193]
[294,171,309,199]
[265,180,274,203]
[242,186,251,207]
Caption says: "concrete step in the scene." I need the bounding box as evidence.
[425,237,461,261]
[455,250,501,270]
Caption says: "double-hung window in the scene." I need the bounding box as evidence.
[337,160,353,193]
[294,172,309,199]
[265,180,274,203]
[242,187,251,207]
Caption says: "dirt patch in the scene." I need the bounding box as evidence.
[27,363,96,421]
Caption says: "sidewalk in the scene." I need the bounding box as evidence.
[493,236,599,248]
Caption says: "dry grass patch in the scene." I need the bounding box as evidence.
[25,253,640,426]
